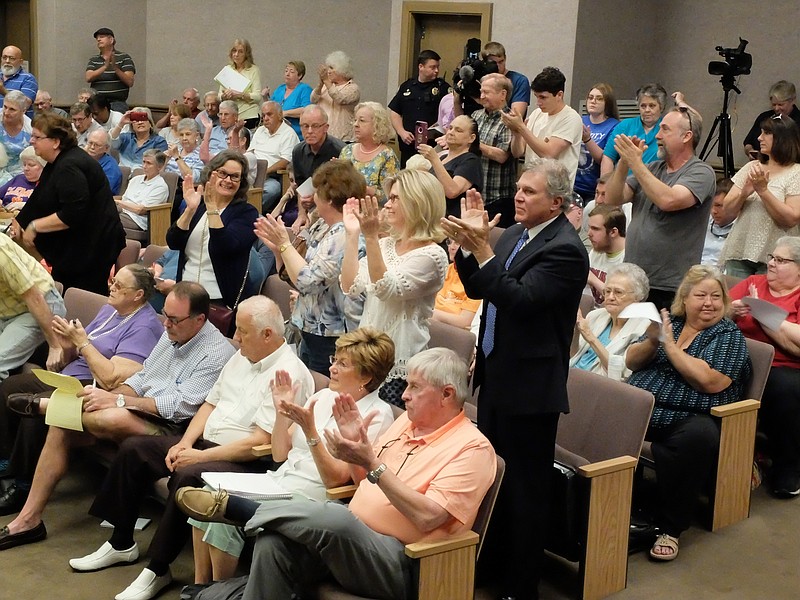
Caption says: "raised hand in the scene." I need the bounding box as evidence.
[355,196,382,237]
[270,370,300,409]
[342,197,362,236]
[254,214,289,251]
[182,173,203,211]
[500,109,525,132]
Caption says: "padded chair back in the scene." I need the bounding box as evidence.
[140,244,168,268]
[558,369,654,465]
[312,371,331,393]
[118,165,130,194]
[64,288,108,326]
[743,337,774,402]
[261,274,292,320]
[579,293,595,317]
[116,239,142,272]
[724,274,743,291]
[475,455,504,558]
[254,159,268,190]
[427,320,476,366]
[161,171,179,206]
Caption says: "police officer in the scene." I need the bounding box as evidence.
[389,49,451,166]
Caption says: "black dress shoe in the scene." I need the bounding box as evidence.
[6,393,41,418]
[0,484,28,516]
[0,521,47,550]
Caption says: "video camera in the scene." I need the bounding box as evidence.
[708,38,752,79]
[452,38,498,115]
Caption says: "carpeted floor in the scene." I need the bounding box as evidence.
[2,459,798,600]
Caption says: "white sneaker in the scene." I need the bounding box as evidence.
[115,568,172,600]
[69,541,139,571]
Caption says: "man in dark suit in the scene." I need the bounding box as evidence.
[443,158,589,600]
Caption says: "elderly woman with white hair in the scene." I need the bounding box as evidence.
[0,90,31,186]
[339,101,398,204]
[311,50,360,141]
[570,262,651,380]
[109,106,168,168]
[0,145,45,209]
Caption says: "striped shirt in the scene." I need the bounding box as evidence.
[86,50,136,102]
[125,320,236,422]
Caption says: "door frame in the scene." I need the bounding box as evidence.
[398,1,492,82]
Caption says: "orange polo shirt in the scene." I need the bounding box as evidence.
[349,410,496,544]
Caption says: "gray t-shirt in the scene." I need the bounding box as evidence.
[626,156,716,291]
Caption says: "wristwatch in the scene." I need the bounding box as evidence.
[207,210,221,216]
[366,463,387,484]
[116,394,126,408]
[306,436,320,447]
[279,242,290,253]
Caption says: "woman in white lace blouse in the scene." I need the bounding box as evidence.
[340,169,448,405]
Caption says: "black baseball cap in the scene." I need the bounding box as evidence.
[93,27,115,38]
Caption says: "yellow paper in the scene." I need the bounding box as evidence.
[32,369,85,394]
[33,369,85,432]
[44,389,84,432]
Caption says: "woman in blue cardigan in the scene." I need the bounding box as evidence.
[166,150,258,333]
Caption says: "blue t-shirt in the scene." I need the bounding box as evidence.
[506,70,531,114]
[574,116,619,197]
[602,115,663,166]
[273,82,313,139]
[574,322,612,371]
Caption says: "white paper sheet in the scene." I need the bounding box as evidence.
[618,302,661,323]
[743,297,788,331]
[214,65,250,93]
[202,472,293,501]
[296,177,315,198]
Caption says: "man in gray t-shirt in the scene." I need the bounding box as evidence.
[605,104,715,309]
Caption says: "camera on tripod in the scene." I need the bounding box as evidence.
[708,38,752,79]
[452,38,498,115]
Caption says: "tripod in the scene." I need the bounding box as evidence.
[700,75,740,179]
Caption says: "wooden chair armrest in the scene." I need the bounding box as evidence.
[252,444,272,457]
[577,455,638,478]
[326,484,358,500]
[246,187,262,213]
[405,531,478,559]
[143,202,172,212]
[711,399,761,418]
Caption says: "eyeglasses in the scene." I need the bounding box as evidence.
[30,134,51,141]
[603,287,631,298]
[300,123,325,131]
[377,438,420,475]
[72,116,89,124]
[109,278,135,291]
[678,106,693,135]
[328,355,353,369]
[214,169,242,183]
[767,253,797,265]
[161,311,194,325]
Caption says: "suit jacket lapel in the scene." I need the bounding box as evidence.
[507,214,568,269]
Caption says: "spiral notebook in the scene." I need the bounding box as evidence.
[201,472,293,501]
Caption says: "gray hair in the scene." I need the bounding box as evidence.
[203,90,219,103]
[260,100,283,119]
[237,296,285,337]
[636,83,668,112]
[671,106,703,150]
[219,100,238,114]
[406,348,469,406]
[143,149,167,168]
[176,117,199,133]
[769,80,796,102]
[302,104,328,124]
[19,145,46,167]
[3,90,28,111]
[70,102,91,117]
[325,50,354,80]
[525,158,572,206]
[774,236,800,263]
[606,263,650,302]
[131,106,157,134]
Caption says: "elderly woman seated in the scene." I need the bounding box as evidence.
[570,262,650,380]
[626,265,751,562]
[115,149,169,242]
[0,146,45,209]
[729,236,800,497]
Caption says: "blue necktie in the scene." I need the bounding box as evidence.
[481,229,528,357]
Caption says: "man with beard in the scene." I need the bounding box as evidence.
[0,46,37,118]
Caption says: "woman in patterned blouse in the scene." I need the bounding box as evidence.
[626,265,751,562]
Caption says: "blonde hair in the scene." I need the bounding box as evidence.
[354,101,394,145]
[405,154,432,171]
[229,38,254,69]
[20,145,46,167]
[335,327,395,392]
[671,265,731,318]
[383,169,446,243]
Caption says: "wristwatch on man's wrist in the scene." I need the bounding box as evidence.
[116,394,126,408]
[366,463,387,484]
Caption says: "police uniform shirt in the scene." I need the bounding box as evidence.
[389,77,452,131]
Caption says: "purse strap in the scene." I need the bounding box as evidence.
[198,212,249,310]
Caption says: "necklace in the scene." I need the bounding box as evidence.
[357,143,382,157]
[87,304,145,341]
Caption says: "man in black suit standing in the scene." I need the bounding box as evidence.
[443,158,589,600]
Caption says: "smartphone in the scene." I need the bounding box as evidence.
[129,111,148,122]
[414,121,429,148]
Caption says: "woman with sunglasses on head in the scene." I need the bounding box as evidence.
[166,149,258,334]
[730,237,800,498]
[720,116,800,278]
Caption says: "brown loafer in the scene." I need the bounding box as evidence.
[175,487,237,525]
[7,393,41,418]
[0,521,47,551]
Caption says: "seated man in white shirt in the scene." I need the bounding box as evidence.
[88,94,124,133]
[115,149,169,242]
[586,204,626,304]
[248,101,299,213]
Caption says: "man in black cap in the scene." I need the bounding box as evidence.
[85,27,135,113]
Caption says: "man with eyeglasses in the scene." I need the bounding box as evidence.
[200,100,239,161]
[606,102,716,310]
[33,90,68,119]
[70,101,102,148]
[0,282,235,554]
[83,128,123,195]
[0,45,37,119]
[174,347,496,600]
[71,295,314,600]
[290,104,344,227]
[195,91,220,135]
[249,101,299,213]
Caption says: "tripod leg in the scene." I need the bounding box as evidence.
[700,115,722,161]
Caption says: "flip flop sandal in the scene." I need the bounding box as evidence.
[649,533,679,561]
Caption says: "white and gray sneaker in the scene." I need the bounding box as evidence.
[69,541,139,571]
